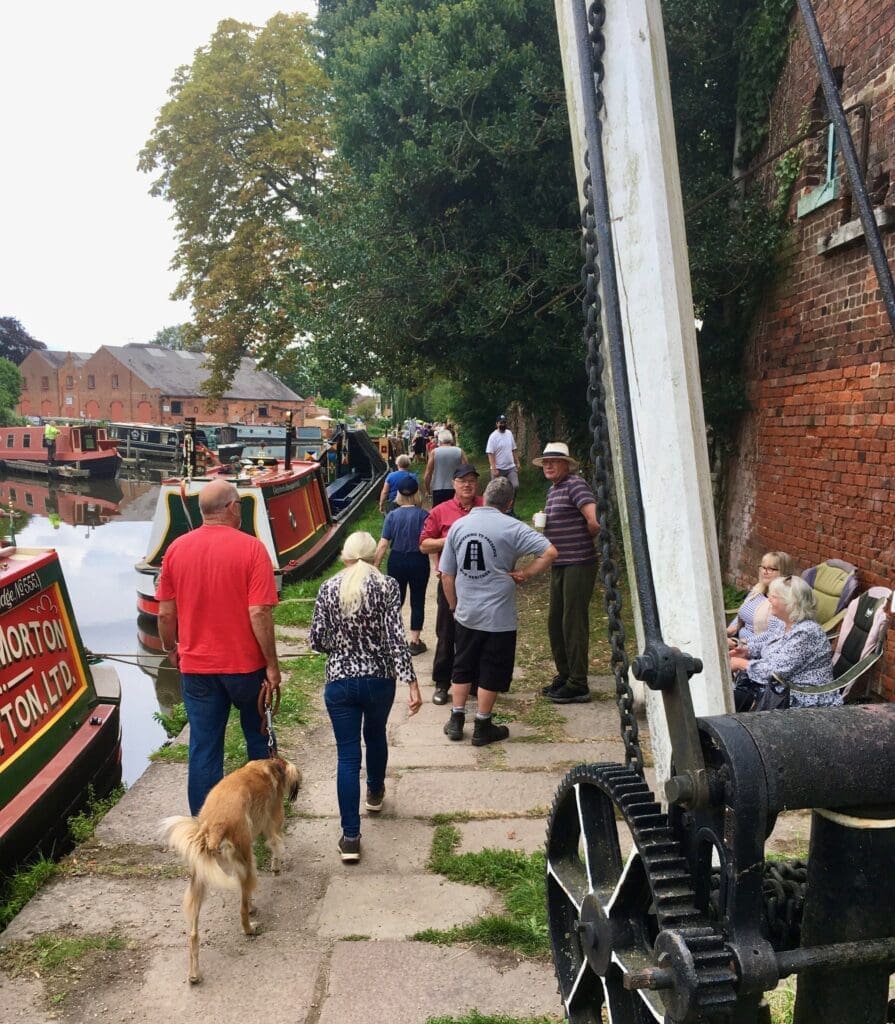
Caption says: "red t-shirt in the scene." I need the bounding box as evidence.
[155,525,278,674]
[419,496,484,571]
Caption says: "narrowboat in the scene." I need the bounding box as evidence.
[134,428,387,618]
[0,546,122,874]
[0,425,121,479]
[106,422,244,467]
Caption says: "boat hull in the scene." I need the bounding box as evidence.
[0,547,123,875]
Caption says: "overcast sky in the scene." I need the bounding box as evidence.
[0,2,316,354]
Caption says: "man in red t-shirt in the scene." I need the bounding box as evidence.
[156,478,281,814]
[419,464,484,704]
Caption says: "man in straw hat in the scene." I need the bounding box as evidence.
[532,442,599,703]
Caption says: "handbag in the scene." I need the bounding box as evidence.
[754,679,790,711]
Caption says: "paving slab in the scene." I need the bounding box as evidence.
[283,816,434,873]
[502,739,627,769]
[387,741,480,768]
[0,973,46,1024]
[85,946,323,1024]
[312,874,496,939]
[553,699,649,741]
[318,940,561,1024]
[457,817,549,854]
[393,769,567,818]
[1,867,325,947]
[96,761,189,847]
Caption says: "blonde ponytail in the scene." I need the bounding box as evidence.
[338,532,381,616]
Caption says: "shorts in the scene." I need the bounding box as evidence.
[451,622,517,693]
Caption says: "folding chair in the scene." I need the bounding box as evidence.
[801,559,859,635]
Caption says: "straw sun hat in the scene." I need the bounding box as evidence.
[532,442,579,470]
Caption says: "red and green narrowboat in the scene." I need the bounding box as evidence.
[0,425,121,479]
[0,547,122,874]
[134,428,387,618]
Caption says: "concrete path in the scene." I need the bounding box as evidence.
[0,573,810,1023]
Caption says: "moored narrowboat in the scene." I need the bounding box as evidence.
[135,428,387,618]
[0,426,121,479]
[0,547,122,874]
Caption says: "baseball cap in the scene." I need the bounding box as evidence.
[453,464,480,480]
[397,477,419,496]
[496,413,507,422]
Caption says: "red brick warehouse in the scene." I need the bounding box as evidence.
[721,0,895,696]
[17,344,311,427]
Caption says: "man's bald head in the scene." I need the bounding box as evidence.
[199,478,240,519]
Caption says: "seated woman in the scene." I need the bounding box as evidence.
[730,575,837,711]
[727,551,793,646]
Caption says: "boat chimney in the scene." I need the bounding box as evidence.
[284,411,294,470]
[183,418,197,480]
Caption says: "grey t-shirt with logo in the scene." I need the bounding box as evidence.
[440,506,550,632]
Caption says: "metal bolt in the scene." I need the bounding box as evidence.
[623,967,675,991]
[665,773,695,805]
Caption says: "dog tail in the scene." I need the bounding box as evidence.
[160,815,242,891]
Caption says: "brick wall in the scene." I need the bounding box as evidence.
[721,0,895,697]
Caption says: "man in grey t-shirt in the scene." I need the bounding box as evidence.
[439,477,557,745]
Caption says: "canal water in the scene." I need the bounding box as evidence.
[1,473,176,786]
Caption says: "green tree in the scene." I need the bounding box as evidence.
[311,0,587,446]
[0,317,47,365]
[139,14,330,397]
[148,324,204,352]
[0,358,23,425]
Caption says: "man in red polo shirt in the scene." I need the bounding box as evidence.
[419,464,483,704]
[157,477,281,814]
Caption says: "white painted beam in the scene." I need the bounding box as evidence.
[554,0,733,784]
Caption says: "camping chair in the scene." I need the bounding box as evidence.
[785,586,892,704]
[801,559,859,635]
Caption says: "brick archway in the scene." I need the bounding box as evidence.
[137,401,153,421]
[85,400,100,419]
[109,400,124,421]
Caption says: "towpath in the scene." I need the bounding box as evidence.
[0,578,809,1023]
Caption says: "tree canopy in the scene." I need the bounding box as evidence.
[0,317,47,365]
[310,0,585,446]
[0,359,23,426]
[139,14,330,397]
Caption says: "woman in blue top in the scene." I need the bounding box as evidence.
[378,453,417,514]
[374,477,430,655]
[727,550,793,646]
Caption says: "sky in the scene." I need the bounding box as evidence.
[0,2,317,355]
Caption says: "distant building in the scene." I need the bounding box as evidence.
[17,344,310,426]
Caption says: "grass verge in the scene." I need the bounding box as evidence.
[0,858,58,931]
[67,785,126,844]
[414,825,548,957]
[427,1016,562,1024]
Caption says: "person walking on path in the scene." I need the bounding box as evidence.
[156,478,281,815]
[534,442,600,704]
[485,414,520,497]
[424,429,468,506]
[374,477,430,655]
[378,453,417,514]
[419,464,484,705]
[310,532,422,862]
[440,478,556,745]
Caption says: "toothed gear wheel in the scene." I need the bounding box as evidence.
[545,763,737,1023]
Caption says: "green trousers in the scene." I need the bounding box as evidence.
[548,562,598,688]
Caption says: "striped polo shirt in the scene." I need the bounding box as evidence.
[545,474,597,566]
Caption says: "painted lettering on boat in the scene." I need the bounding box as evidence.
[0,572,42,613]
[0,585,88,766]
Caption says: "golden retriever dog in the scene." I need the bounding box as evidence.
[161,756,301,984]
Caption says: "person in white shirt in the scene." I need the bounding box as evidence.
[485,414,520,496]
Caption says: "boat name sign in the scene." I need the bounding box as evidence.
[0,583,88,765]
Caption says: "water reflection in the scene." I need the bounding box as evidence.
[3,473,175,785]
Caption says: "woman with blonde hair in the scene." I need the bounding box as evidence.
[310,531,422,862]
[727,551,794,646]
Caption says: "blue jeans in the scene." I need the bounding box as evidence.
[181,669,269,815]
[386,551,430,630]
[324,676,396,838]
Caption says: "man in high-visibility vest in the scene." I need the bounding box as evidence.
[43,421,60,465]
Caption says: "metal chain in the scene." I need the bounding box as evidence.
[578,0,643,775]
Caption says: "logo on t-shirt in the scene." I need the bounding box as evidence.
[458,533,496,580]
